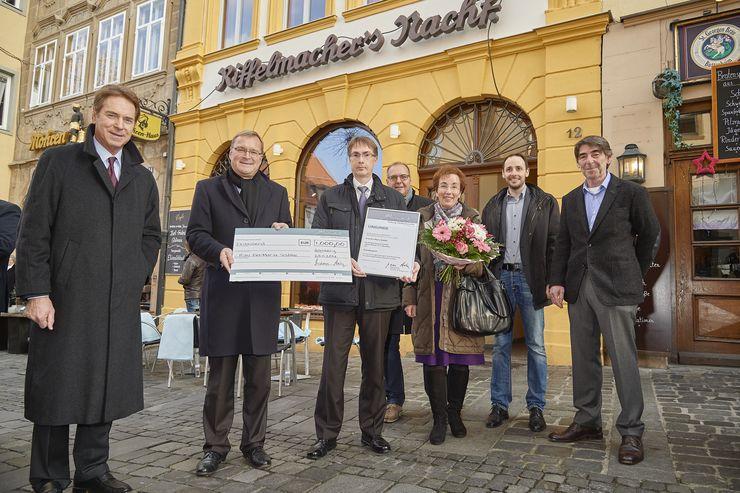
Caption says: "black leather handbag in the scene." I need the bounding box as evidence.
[452,266,512,337]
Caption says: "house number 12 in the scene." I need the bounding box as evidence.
[567,127,582,138]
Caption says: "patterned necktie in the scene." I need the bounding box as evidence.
[358,185,368,219]
[107,156,118,189]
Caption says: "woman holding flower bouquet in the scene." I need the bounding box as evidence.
[403,165,500,445]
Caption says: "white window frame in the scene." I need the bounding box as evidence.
[0,71,12,131]
[221,0,254,48]
[285,0,325,28]
[94,11,126,88]
[60,26,89,99]
[30,40,56,108]
[1,0,22,10]
[132,0,166,77]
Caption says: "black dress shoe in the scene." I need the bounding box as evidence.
[306,439,336,460]
[548,422,603,442]
[35,481,64,493]
[72,472,131,493]
[361,434,391,454]
[195,450,223,477]
[244,446,271,467]
[485,406,509,428]
[529,407,546,432]
[618,435,644,465]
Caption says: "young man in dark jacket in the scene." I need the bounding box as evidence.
[481,153,560,433]
[306,137,417,459]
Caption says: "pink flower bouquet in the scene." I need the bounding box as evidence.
[418,217,501,285]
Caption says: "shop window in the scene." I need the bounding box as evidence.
[419,99,537,169]
[30,40,56,107]
[286,0,325,28]
[293,124,381,306]
[692,170,740,278]
[61,27,89,98]
[95,12,125,88]
[133,0,166,77]
[0,72,10,130]
[678,111,712,147]
[223,0,255,48]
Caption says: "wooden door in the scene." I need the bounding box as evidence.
[672,152,740,365]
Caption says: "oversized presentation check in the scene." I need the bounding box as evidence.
[358,207,420,278]
[230,229,352,282]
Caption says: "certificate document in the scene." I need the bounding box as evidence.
[230,228,352,282]
[358,207,420,278]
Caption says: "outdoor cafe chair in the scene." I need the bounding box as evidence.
[140,311,161,370]
[156,312,197,388]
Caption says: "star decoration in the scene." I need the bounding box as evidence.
[692,150,718,175]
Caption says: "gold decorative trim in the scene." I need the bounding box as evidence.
[204,39,260,64]
[343,0,421,23]
[264,15,337,45]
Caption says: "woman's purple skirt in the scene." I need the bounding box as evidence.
[415,281,485,367]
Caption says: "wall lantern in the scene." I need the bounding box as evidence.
[389,123,401,139]
[617,143,646,183]
[272,143,283,156]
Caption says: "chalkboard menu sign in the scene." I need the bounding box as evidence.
[165,210,191,275]
[712,60,740,162]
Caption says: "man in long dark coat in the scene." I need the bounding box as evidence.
[15,85,161,493]
[187,130,292,476]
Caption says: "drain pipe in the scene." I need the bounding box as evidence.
[155,0,186,316]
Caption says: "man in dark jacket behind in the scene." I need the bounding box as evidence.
[306,137,418,460]
[383,162,432,423]
[0,199,21,313]
[178,242,205,313]
[16,85,161,493]
[482,154,559,433]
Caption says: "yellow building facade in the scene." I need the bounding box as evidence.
[0,0,28,200]
[170,0,610,365]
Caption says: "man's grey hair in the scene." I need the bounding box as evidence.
[231,130,264,152]
[574,135,612,159]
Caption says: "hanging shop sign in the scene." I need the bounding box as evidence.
[675,12,740,83]
[215,0,502,93]
[133,110,163,141]
[29,130,71,151]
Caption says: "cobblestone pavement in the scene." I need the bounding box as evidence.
[0,349,738,492]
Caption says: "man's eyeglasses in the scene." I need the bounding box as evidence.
[232,146,263,158]
[388,174,410,181]
[350,152,375,160]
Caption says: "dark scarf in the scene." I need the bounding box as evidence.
[432,201,464,275]
[227,168,260,221]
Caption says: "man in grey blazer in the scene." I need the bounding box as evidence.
[547,136,659,466]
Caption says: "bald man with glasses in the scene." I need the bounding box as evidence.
[383,163,432,423]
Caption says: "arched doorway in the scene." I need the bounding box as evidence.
[291,123,382,306]
[418,98,538,211]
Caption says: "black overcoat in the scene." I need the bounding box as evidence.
[0,200,21,312]
[15,125,161,425]
[548,174,660,306]
[186,172,292,357]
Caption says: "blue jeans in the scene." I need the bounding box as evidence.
[384,333,405,405]
[185,298,200,313]
[491,270,547,411]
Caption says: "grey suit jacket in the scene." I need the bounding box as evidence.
[548,174,659,306]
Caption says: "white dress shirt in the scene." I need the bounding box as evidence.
[93,137,122,180]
